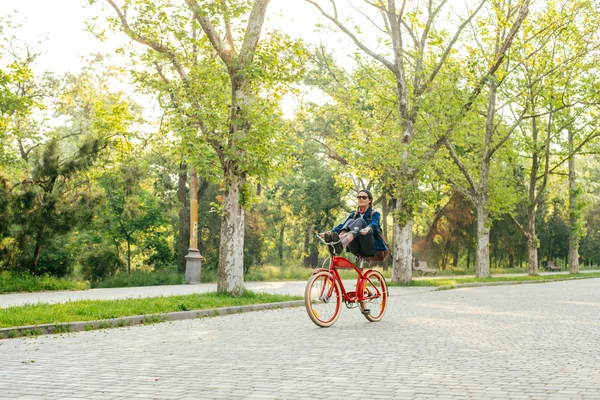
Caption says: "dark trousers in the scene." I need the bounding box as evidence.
[341,218,375,257]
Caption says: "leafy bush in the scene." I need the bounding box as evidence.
[144,235,175,271]
[0,271,88,294]
[35,238,76,277]
[81,248,123,282]
[93,269,185,288]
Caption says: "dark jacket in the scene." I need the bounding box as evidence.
[332,206,387,252]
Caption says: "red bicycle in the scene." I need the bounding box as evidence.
[305,234,388,327]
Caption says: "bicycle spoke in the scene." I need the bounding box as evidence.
[305,272,341,327]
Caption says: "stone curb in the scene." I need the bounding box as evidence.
[0,300,305,340]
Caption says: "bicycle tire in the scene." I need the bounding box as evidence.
[304,271,342,327]
[359,270,388,322]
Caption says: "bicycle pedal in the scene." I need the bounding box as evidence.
[361,309,371,315]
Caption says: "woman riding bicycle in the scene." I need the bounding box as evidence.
[320,189,387,258]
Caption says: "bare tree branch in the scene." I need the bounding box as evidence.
[311,137,349,165]
[363,0,385,11]
[546,127,600,176]
[509,214,529,238]
[443,138,477,195]
[239,0,271,67]
[419,0,486,95]
[347,0,388,35]
[185,0,232,65]
[487,106,528,162]
[305,0,395,71]
[433,167,475,204]
[106,0,190,82]
[328,0,339,18]
[219,0,236,53]
[433,0,531,151]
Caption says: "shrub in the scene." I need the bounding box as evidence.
[0,271,88,293]
[93,269,184,288]
[81,248,123,282]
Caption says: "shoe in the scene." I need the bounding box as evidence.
[330,231,343,254]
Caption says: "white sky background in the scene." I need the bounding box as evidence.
[0,0,328,73]
[0,0,483,118]
[0,0,336,119]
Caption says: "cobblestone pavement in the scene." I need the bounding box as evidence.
[1,279,599,400]
[0,281,433,308]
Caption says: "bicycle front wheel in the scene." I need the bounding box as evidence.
[359,270,388,322]
[304,271,342,327]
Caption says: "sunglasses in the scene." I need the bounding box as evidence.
[357,195,370,200]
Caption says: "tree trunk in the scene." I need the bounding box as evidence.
[278,222,285,267]
[568,228,580,273]
[527,206,539,275]
[309,240,318,268]
[381,192,389,271]
[475,201,490,278]
[177,161,190,273]
[568,132,580,273]
[391,202,413,283]
[453,244,459,268]
[127,240,131,274]
[31,228,44,275]
[303,228,310,267]
[217,173,245,295]
[467,248,471,269]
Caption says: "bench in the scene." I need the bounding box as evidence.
[545,260,561,271]
[413,260,437,276]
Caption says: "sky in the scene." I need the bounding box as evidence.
[0,0,330,75]
[0,0,480,118]
[0,0,340,119]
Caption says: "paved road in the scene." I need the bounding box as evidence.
[3,270,597,308]
[1,279,600,399]
[0,281,434,308]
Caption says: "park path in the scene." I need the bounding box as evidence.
[2,269,596,308]
[1,279,599,399]
[0,280,434,308]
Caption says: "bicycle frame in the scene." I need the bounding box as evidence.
[311,255,383,304]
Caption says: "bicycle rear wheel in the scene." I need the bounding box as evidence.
[304,271,342,327]
[359,270,388,322]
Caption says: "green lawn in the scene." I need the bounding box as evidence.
[0,291,302,330]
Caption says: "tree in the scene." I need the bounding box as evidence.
[97,0,302,294]
[1,24,136,275]
[98,163,170,274]
[305,0,529,282]
[509,0,600,275]
[439,0,532,277]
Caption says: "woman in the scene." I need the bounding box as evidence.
[320,189,387,258]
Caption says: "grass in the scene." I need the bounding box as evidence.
[93,270,186,288]
[0,291,302,329]
[389,272,600,287]
[3,262,600,294]
[0,271,89,294]
[245,265,315,281]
